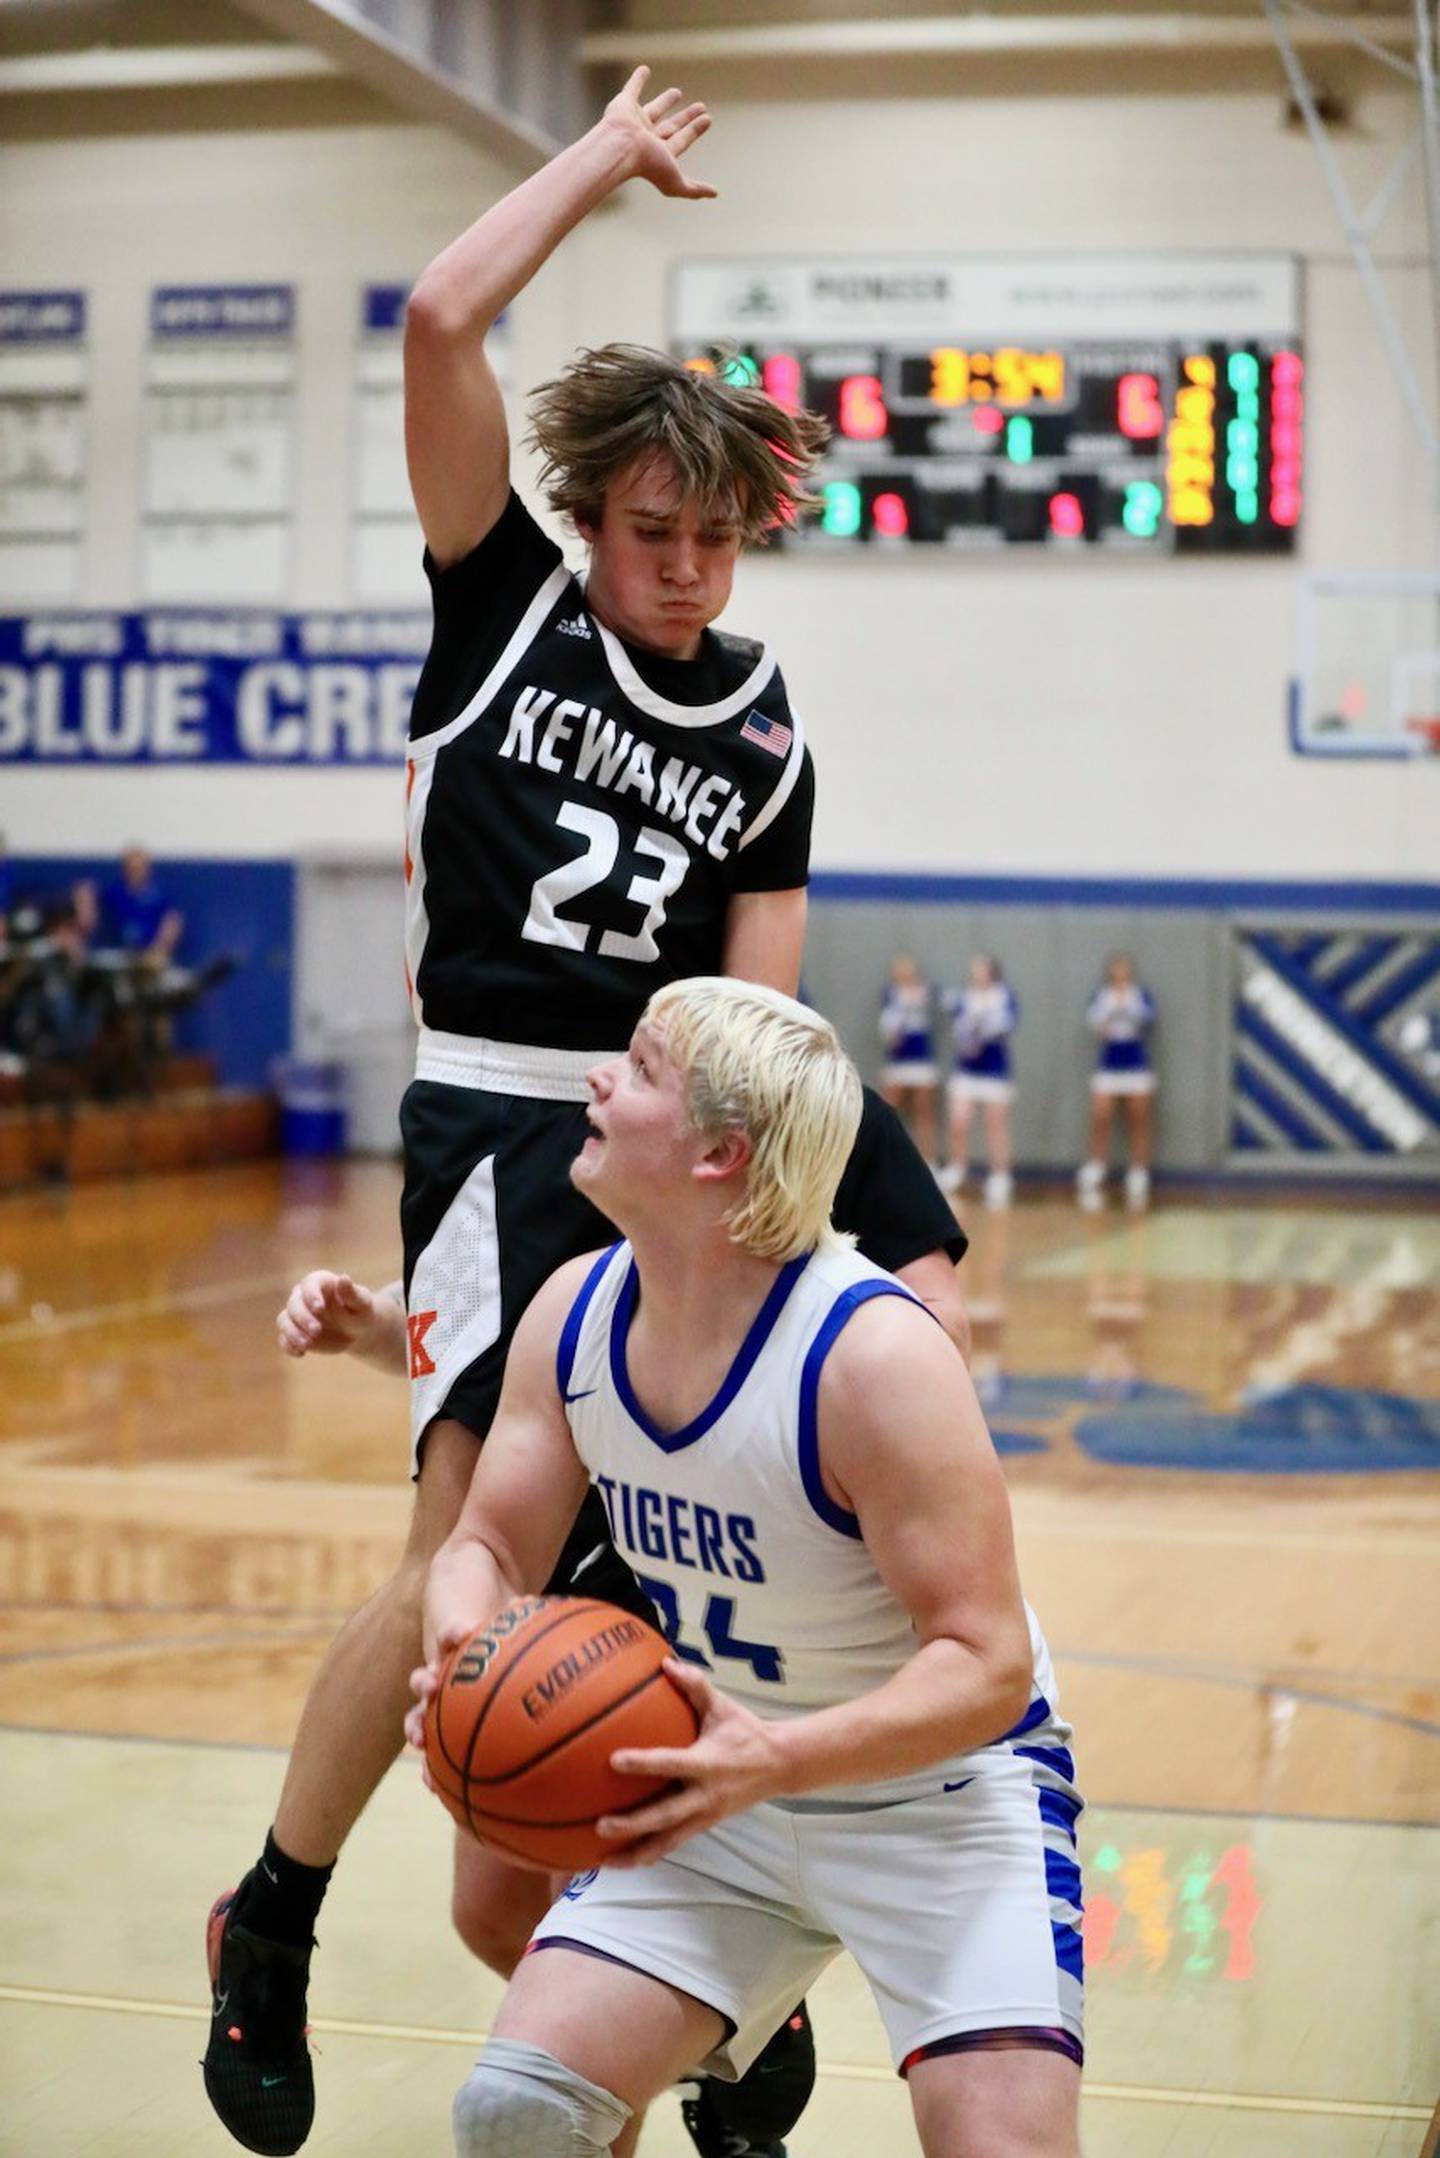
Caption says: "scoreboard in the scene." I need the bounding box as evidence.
[670,254,1303,554]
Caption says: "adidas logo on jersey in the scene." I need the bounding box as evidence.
[555,614,591,639]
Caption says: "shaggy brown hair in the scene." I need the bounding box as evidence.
[525,344,829,544]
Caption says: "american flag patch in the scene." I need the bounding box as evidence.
[740,709,793,757]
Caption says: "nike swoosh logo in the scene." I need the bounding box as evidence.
[942,1779,973,1794]
[261,2075,288,2089]
[563,1388,596,1404]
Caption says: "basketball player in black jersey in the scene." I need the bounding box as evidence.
[200,66,934,2158]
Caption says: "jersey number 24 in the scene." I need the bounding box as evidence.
[637,1575,785,1684]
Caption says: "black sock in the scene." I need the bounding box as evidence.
[713,2002,813,2143]
[234,1829,334,1949]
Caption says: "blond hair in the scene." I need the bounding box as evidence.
[644,978,862,1262]
[526,344,828,545]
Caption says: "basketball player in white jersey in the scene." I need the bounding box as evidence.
[409,980,1084,2158]
[203,65,839,2158]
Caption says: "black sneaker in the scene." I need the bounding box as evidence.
[680,2003,815,2157]
[202,1877,315,2155]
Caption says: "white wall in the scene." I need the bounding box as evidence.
[3,64,1438,877]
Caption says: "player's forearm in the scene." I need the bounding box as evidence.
[766,1636,1032,1797]
[423,1530,523,1661]
[409,119,637,339]
[361,1282,409,1375]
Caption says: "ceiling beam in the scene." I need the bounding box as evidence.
[227,0,559,167]
[579,13,1415,65]
[0,42,338,91]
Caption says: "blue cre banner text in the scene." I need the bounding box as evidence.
[0,612,430,764]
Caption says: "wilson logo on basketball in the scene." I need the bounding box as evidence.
[521,1620,647,1721]
[450,1597,551,1686]
[453,1638,499,1685]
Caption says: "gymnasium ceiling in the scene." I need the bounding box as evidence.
[0,0,1423,161]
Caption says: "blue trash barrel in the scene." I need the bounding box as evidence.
[274,1058,348,1158]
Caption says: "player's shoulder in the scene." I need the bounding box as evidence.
[807,1248,952,1360]
[815,1276,964,1458]
[707,626,767,680]
[803,1244,927,1329]
[423,487,566,602]
[705,628,795,711]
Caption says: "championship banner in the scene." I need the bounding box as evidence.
[0,610,429,764]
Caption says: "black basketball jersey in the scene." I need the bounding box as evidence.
[405,492,815,1051]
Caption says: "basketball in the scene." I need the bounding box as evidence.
[422,1594,701,1870]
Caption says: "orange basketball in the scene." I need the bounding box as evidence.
[422,1594,700,1871]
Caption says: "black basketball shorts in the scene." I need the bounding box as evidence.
[399,1077,653,1619]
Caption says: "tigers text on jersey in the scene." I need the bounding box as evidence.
[404,493,813,1052]
[555,1237,1068,1805]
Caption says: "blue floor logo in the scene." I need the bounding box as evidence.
[983,1374,1440,1473]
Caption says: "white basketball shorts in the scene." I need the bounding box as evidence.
[529,1744,1084,2081]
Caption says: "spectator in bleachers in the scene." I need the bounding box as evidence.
[3,892,108,1170]
[101,846,183,962]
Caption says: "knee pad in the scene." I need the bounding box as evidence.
[452,2037,631,2157]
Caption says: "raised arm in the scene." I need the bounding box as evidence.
[405,66,715,566]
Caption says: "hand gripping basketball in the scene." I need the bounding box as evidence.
[419,1595,701,1871]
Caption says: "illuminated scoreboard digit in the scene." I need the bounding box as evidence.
[670,254,1303,554]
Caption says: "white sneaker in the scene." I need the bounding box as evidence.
[1125,1165,1151,1211]
[936,1161,964,1195]
[984,1169,1013,1211]
[1075,1159,1105,1211]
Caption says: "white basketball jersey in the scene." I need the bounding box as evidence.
[557,1239,1069,1804]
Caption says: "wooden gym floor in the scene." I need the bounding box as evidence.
[0,1159,1436,2156]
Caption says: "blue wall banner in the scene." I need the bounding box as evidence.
[1230,922,1440,1162]
[362,283,409,333]
[0,290,86,343]
[150,285,294,339]
[0,611,429,764]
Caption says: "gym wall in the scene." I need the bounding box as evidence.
[2,43,1435,1170]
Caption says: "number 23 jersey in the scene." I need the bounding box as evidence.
[405,492,815,1051]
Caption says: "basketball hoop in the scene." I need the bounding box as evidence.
[1403,715,1440,755]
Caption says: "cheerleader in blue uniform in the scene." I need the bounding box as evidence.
[879,953,938,1168]
[940,955,1018,1210]
[1077,952,1157,1212]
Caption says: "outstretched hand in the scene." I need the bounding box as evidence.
[595,1660,786,1867]
[275,1270,376,1358]
[603,66,717,200]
